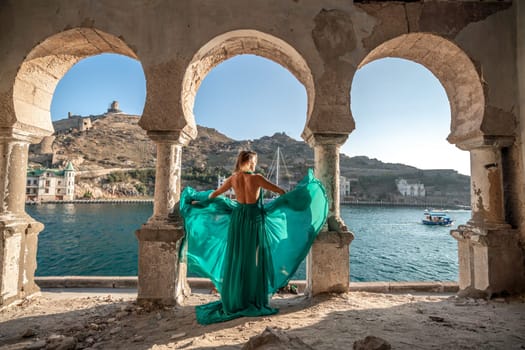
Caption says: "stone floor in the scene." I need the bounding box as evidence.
[1,288,524,349]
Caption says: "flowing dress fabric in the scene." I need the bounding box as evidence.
[180,169,328,324]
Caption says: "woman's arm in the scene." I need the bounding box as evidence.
[209,175,233,199]
[255,174,285,195]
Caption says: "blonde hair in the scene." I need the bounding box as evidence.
[234,150,257,172]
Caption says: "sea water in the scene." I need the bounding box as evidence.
[28,203,470,281]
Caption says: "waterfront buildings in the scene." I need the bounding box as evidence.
[340,176,351,198]
[26,162,75,202]
[396,178,426,197]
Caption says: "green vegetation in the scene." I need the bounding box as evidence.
[128,169,155,184]
[107,171,129,183]
[134,183,147,195]
[104,169,156,196]
[182,167,230,186]
[107,169,155,184]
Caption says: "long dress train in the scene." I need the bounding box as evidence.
[179,169,328,325]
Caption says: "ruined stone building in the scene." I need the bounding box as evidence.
[107,100,122,114]
[26,162,76,202]
[52,100,124,134]
[1,0,524,308]
[53,113,93,134]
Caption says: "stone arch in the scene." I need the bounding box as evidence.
[2,28,145,306]
[12,27,141,136]
[354,33,485,145]
[181,29,315,136]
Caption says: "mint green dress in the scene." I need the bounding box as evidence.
[180,169,328,325]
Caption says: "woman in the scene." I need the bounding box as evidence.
[180,150,328,324]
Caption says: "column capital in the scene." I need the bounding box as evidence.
[0,127,43,144]
[456,135,514,151]
[147,129,193,146]
[304,132,348,148]
[451,223,514,245]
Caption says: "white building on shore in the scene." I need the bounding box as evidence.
[340,175,351,199]
[395,178,426,197]
[26,162,75,202]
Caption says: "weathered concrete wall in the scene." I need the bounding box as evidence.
[455,5,516,136]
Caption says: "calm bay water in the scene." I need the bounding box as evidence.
[28,203,470,281]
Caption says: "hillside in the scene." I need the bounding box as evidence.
[28,113,470,204]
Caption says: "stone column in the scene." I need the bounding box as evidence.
[0,128,44,306]
[468,146,506,227]
[135,131,191,306]
[451,136,524,297]
[305,133,354,296]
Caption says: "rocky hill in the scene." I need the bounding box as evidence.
[28,113,470,204]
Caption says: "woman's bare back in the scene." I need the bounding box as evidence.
[210,172,285,203]
[231,172,261,204]
[210,171,285,204]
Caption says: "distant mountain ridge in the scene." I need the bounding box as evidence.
[28,113,470,204]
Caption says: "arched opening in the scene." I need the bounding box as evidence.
[349,57,470,175]
[193,54,307,141]
[347,33,484,282]
[357,33,485,144]
[182,31,315,282]
[13,29,148,278]
[13,28,140,134]
[182,30,315,136]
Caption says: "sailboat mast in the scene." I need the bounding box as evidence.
[276,146,280,187]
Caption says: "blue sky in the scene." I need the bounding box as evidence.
[50,53,470,175]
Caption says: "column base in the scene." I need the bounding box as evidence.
[451,224,525,298]
[0,216,44,306]
[135,222,190,306]
[305,229,354,296]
